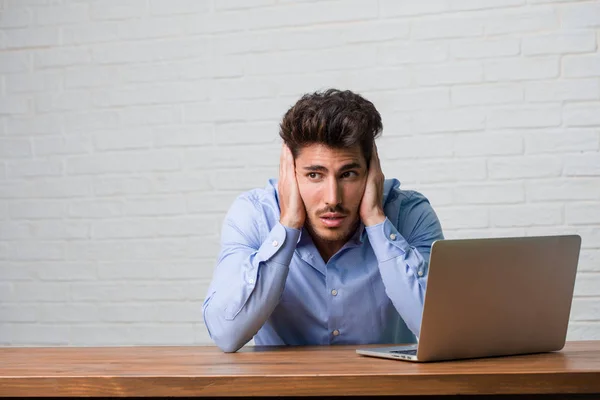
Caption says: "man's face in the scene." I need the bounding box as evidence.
[294,143,368,245]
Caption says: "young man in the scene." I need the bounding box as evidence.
[203,89,444,352]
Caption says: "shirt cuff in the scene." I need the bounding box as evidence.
[365,217,411,263]
[255,222,300,266]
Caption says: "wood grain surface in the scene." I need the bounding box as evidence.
[1,341,599,397]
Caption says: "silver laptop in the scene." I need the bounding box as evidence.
[356,235,581,362]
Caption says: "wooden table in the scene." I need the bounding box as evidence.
[1,341,599,398]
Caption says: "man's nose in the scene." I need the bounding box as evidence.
[325,178,342,206]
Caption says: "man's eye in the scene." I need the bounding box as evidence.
[308,172,319,179]
[342,171,357,178]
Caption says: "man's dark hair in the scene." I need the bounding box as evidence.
[279,89,383,164]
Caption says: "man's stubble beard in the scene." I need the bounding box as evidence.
[305,214,361,245]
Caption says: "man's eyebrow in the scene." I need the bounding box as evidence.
[339,162,363,172]
[302,162,363,173]
[303,165,328,172]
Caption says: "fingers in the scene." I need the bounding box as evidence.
[280,144,286,176]
[280,144,296,185]
[370,142,384,186]
[372,141,380,165]
[369,141,381,173]
[284,144,295,175]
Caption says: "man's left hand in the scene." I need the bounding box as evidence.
[359,143,386,227]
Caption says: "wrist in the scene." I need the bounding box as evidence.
[280,216,304,230]
[362,211,386,227]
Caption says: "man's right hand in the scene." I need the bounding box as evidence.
[278,144,306,229]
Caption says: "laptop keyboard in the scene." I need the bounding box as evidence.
[390,349,417,356]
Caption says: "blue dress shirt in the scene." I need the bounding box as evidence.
[203,178,444,352]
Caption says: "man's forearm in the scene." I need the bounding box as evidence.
[203,259,290,352]
[365,218,428,337]
[203,223,300,352]
[376,251,427,337]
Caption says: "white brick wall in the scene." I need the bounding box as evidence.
[0,0,599,346]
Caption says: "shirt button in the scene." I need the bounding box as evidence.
[272,240,278,247]
[248,278,255,284]
[332,329,340,336]
[390,233,397,240]
[331,289,338,296]
[418,270,424,277]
